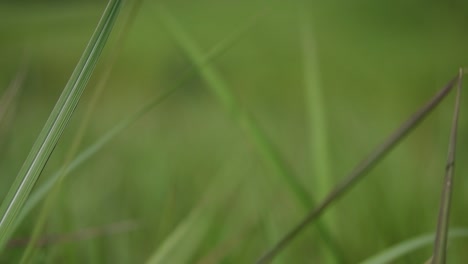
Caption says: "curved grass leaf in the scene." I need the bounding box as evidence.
[10,1,271,247]
[360,228,468,264]
[18,1,140,262]
[0,0,123,250]
[156,5,344,262]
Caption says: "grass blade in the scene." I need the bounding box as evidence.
[10,85,176,248]
[146,156,246,264]
[156,5,345,262]
[300,9,341,263]
[10,1,273,246]
[0,59,28,126]
[0,0,122,250]
[257,76,459,263]
[17,1,141,262]
[146,204,211,264]
[156,1,310,229]
[0,57,29,147]
[301,6,331,203]
[360,228,468,264]
[431,69,463,264]
[156,5,347,262]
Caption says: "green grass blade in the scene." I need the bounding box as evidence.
[156,6,345,262]
[202,4,272,65]
[146,205,210,264]
[360,228,468,264]
[10,2,271,246]
[257,76,459,263]
[0,0,123,250]
[431,69,463,264]
[18,1,140,262]
[0,58,28,126]
[156,2,312,219]
[11,88,174,245]
[301,7,331,202]
[0,58,28,147]
[146,157,246,264]
[300,8,340,264]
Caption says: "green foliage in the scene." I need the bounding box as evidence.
[0,0,467,263]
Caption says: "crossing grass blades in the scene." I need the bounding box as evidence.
[0,1,466,263]
[257,70,464,264]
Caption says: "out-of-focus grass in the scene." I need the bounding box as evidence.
[1,0,468,263]
[361,228,468,264]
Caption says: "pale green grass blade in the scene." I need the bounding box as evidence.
[146,157,246,264]
[0,0,123,251]
[11,88,174,245]
[360,228,468,264]
[263,215,286,264]
[300,10,339,264]
[0,58,28,127]
[202,4,273,65]
[10,1,271,246]
[156,6,344,262]
[18,1,139,262]
[257,76,459,263]
[301,7,331,202]
[431,69,463,264]
[0,57,29,149]
[146,207,210,264]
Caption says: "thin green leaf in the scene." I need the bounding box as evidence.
[0,58,28,126]
[0,0,123,250]
[146,206,211,264]
[0,57,29,147]
[11,86,176,246]
[257,76,459,263]
[301,7,331,201]
[11,1,272,246]
[300,10,340,264]
[18,1,141,262]
[156,1,312,228]
[431,69,463,264]
[360,228,468,264]
[146,157,246,264]
[156,5,344,262]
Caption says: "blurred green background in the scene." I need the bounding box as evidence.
[1,0,468,263]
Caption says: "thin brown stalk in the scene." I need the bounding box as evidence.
[431,69,463,264]
[8,220,138,247]
[257,76,459,263]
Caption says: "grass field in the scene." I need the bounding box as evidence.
[0,0,467,263]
